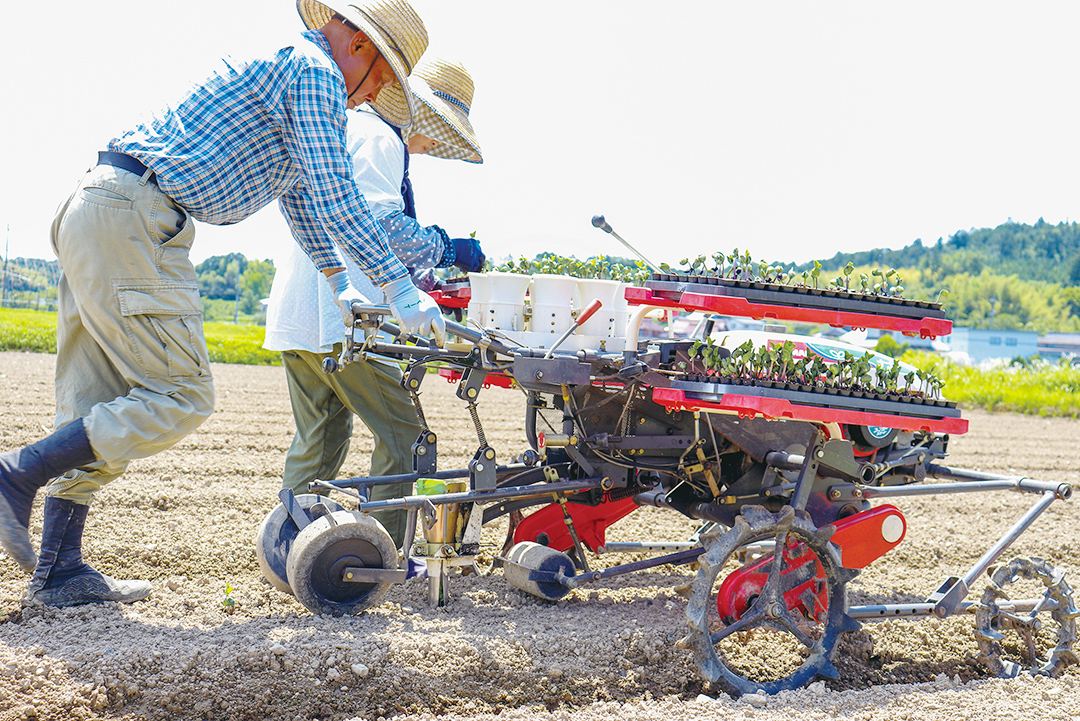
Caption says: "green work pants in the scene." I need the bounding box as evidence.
[280,348,420,546]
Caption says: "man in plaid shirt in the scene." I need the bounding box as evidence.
[0,0,437,607]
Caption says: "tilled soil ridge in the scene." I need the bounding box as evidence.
[0,351,1077,720]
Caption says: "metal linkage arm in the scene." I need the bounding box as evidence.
[819,465,1072,618]
[931,489,1061,618]
[348,479,602,513]
[925,464,1073,500]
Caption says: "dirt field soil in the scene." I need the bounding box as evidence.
[0,351,1077,720]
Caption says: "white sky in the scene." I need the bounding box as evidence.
[2,1,1079,270]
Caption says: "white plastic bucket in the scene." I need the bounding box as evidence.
[528,275,577,336]
[574,278,621,338]
[466,272,490,325]
[478,272,530,331]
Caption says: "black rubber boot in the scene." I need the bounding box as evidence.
[0,420,96,573]
[24,496,152,607]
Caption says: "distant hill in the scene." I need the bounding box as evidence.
[794,219,1080,287]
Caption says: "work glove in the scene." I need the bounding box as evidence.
[325,268,366,327]
[383,274,446,346]
[451,237,486,273]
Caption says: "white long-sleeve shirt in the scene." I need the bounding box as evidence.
[263,110,445,353]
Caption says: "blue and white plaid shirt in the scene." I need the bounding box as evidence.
[110,30,406,285]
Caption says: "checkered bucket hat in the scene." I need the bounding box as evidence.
[296,0,428,126]
[407,60,482,163]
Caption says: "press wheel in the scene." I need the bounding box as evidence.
[255,494,344,594]
[286,510,398,616]
[974,556,1079,678]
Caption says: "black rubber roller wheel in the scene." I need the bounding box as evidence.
[846,424,899,449]
[286,510,398,616]
[255,494,344,595]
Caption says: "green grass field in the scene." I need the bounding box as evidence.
[0,308,280,366]
[0,308,58,353]
[902,350,1080,417]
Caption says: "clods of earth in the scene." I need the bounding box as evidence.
[0,351,1077,720]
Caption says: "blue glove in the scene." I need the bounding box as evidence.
[383,274,446,346]
[451,237,486,273]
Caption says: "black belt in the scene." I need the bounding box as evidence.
[97,151,156,184]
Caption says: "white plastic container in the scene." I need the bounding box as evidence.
[574,278,621,338]
[613,282,631,340]
[478,272,530,331]
[466,272,490,325]
[528,274,577,338]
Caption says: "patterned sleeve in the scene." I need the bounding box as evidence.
[378,212,454,268]
[280,66,408,284]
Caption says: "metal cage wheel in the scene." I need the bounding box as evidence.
[684,505,861,696]
[286,510,398,616]
[974,556,1080,678]
[255,494,344,594]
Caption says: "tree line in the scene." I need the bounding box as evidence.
[787,219,1080,332]
[794,218,1080,286]
[5,219,1080,331]
[194,253,275,317]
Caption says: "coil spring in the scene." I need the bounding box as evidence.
[605,485,639,503]
[467,402,487,447]
[409,391,429,432]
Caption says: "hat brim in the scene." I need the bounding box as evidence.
[411,89,482,163]
[297,0,417,126]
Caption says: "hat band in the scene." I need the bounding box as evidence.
[432,89,470,115]
[355,8,414,73]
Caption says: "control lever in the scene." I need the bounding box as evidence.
[544,299,602,359]
[591,215,661,273]
[323,303,391,373]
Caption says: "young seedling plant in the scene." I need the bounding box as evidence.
[685,339,945,400]
[494,254,651,285]
[666,249,946,304]
[222,581,237,615]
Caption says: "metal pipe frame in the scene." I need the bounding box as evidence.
[325,478,602,513]
[825,475,1066,618]
[329,463,530,489]
[930,489,1060,617]
[850,597,1060,621]
[597,541,699,554]
[838,487,1064,620]
[557,547,705,589]
[827,477,1070,503]
[926,464,1073,500]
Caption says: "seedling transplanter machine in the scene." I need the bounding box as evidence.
[255,222,1078,696]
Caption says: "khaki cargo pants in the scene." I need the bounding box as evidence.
[47,164,215,504]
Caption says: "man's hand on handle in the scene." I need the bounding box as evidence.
[326,269,367,327]
[382,274,446,346]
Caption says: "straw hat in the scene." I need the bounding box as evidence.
[406,60,482,163]
[296,0,428,127]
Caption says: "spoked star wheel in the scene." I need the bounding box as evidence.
[974,556,1080,678]
[684,505,861,696]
